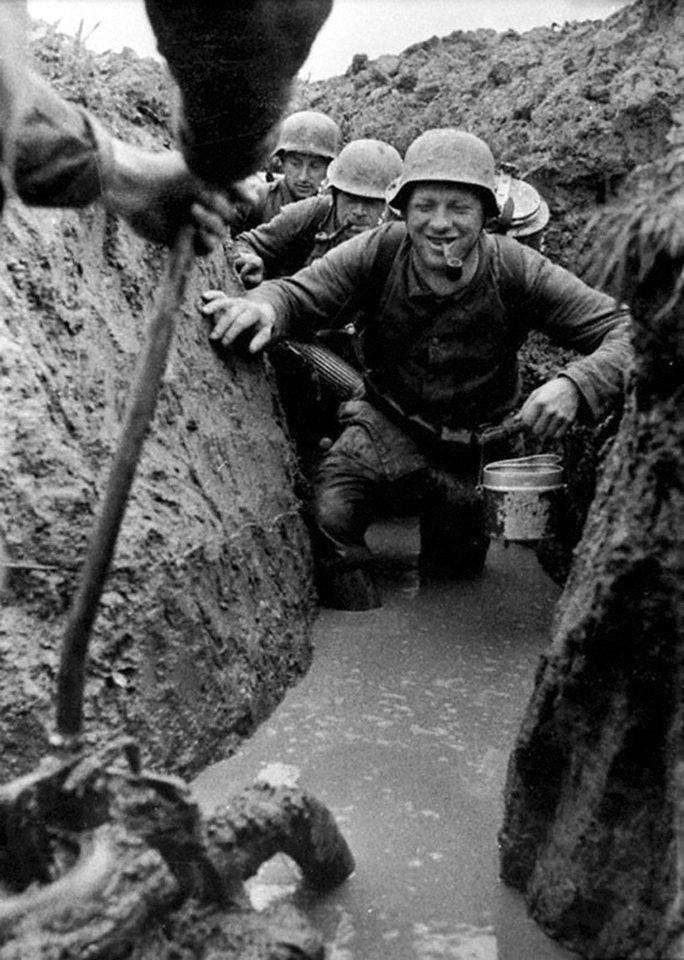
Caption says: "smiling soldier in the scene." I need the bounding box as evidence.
[201,128,633,610]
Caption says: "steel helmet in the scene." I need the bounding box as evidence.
[274,110,342,161]
[326,139,403,199]
[495,171,550,237]
[387,128,498,218]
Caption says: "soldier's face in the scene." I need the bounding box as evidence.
[335,191,385,233]
[281,151,329,198]
[406,183,485,276]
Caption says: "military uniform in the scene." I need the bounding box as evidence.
[234,193,355,278]
[251,220,633,587]
[235,193,363,469]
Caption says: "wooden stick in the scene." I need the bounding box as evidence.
[54,226,196,747]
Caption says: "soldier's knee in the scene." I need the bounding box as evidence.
[313,485,353,540]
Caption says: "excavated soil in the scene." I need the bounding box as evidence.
[1,0,682,783]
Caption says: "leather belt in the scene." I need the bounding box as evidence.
[365,381,479,449]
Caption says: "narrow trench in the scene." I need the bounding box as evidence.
[193,519,578,960]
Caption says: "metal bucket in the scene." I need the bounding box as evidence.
[481,454,563,542]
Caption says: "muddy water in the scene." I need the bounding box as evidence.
[193,519,577,959]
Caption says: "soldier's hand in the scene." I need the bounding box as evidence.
[201,290,275,354]
[518,376,580,440]
[233,251,265,289]
[105,143,235,255]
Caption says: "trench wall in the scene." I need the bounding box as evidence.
[0,195,315,781]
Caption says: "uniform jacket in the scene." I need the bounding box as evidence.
[235,193,356,279]
[251,221,633,430]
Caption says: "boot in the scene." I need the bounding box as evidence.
[316,566,382,611]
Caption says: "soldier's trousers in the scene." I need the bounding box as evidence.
[310,400,500,582]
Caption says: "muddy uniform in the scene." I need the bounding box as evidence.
[236,193,362,466]
[251,220,633,576]
[234,193,353,278]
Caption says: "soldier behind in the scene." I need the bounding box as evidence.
[219,138,403,475]
[202,129,633,611]
[493,167,551,252]
[233,110,342,232]
[232,138,403,287]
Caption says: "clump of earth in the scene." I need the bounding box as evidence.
[1,0,682,784]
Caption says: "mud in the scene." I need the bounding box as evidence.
[0,739,352,959]
[193,526,572,959]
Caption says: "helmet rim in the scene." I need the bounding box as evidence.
[274,110,342,161]
[326,139,403,199]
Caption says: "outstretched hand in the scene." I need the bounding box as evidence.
[201,290,276,354]
[517,376,581,440]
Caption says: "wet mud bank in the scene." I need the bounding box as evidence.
[0,26,321,783]
[0,192,315,781]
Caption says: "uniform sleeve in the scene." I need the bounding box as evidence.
[248,225,387,339]
[504,239,634,421]
[235,196,328,279]
[12,70,115,207]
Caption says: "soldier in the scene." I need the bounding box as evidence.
[0,8,232,253]
[494,167,550,251]
[219,139,403,472]
[232,138,402,287]
[233,110,342,232]
[202,128,633,611]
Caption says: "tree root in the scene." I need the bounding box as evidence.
[0,740,354,959]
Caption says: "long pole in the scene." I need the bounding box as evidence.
[54,226,196,748]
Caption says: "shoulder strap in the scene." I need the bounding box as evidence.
[486,233,526,314]
[361,222,405,323]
